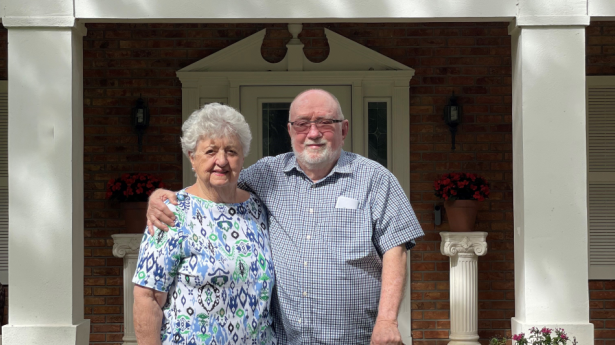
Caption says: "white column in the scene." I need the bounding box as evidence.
[510,17,594,343]
[440,232,487,345]
[1,19,90,344]
[112,234,143,345]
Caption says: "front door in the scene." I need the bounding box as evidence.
[240,85,352,168]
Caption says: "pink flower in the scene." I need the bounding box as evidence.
[541,327,552,335]
[512,333,525,341]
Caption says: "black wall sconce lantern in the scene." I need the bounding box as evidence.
[443,92,462,150]
[132,96,150,152]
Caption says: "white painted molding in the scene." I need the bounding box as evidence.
[440,232,488,345]
[286,24,304,71]
[3,321,90,345]
[2,16,76,28]
[2,18,87,37]
[111,234,143,258]
[75,0,517,21]
[179,29,271,72]
[320,29,412,71]
[590,0,615,18]
[178,71,415,84]
[516,15,590,26]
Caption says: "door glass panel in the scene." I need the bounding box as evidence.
[368,102,388,167]
[262,102,292,157]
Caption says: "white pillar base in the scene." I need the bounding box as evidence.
[2,320,90,345]
[112,234,143,345]
[448,339,480,345]
[512,318,593,345]
[440,232,488,345]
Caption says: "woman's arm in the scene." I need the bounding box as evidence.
[134,285,168,345]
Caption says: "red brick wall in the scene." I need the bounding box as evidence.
[402,23,514,344]
[82,22,514,344]
[586,21,615,345]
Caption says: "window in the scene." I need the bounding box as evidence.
[366,100,391,167]
[587,76,615,279]
[262,102,292,157]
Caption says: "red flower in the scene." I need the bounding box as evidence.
[107,173,165,202]
[434,172,490,201]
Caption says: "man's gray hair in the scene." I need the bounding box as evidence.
[289,89,344,120]
[181,103,252,158]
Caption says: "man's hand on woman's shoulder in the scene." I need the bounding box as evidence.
[147,188,178,235]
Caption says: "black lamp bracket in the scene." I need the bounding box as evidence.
[448,125,458,151]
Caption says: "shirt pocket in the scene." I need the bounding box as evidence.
[323,208,374,262]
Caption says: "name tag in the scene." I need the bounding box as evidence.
[335,196,359,209]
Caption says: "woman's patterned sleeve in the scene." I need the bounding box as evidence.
[132,202,186,292]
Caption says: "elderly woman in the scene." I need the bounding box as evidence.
[132,103,276,345]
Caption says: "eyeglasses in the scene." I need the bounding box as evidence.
[289,119,344,133]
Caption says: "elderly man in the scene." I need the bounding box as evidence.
[147,89,424,345]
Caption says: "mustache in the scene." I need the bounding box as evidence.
[303,139,328,145]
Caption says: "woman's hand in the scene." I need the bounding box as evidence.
[147,189,178,235]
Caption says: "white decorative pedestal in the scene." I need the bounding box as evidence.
[112,234,144,345]
[440,232,488,345]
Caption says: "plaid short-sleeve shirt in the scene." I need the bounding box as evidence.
[239,151,424,345]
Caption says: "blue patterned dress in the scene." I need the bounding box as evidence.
[133,189,277,345]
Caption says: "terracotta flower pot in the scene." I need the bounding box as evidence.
[121,202,148,234]
[444,199,479,232]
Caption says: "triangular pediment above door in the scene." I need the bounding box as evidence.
[177,27,413,73]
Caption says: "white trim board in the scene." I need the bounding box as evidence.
[74,0,517,21]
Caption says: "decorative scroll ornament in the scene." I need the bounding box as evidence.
[440,232,488,257]
[111,234,143,258]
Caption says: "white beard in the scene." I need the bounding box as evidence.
[293,139,341,169]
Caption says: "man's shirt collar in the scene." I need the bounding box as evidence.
[283,150,353,178]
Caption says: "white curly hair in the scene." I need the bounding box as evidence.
[180,103,252,158]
